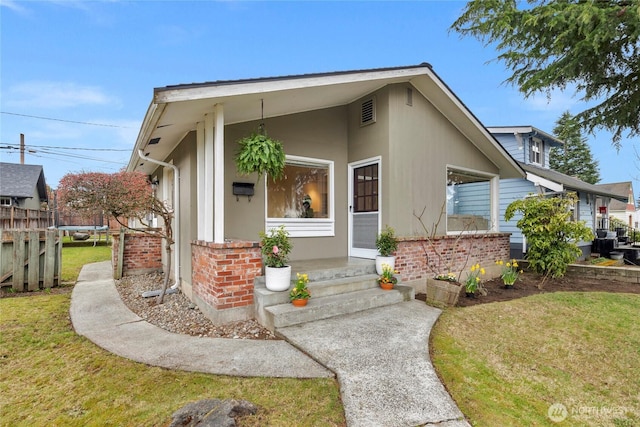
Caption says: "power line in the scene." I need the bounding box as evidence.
[1,142,130,152]
[1,111,136,129]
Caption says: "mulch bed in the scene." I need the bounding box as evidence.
[416,269,640,307]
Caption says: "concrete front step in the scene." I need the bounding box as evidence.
[260,285,414,331]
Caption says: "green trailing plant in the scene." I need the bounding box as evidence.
[505,192,594,286]
[235,127,285,183]
[376,225,398,257]
[259,225,292,268]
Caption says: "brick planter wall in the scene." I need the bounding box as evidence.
[112,232,162,277]
[395,233,510,292]
[191,239,262,324]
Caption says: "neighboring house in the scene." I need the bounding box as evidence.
[126,64,525,322]
[487,126,627,259]
[0,162,49,210]
[594,181,637,229]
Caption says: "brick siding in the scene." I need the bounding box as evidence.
[191,240,262,311]
[396,233,510,282]
[112,232,162,277]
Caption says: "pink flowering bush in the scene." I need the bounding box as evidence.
[259,225,292,268]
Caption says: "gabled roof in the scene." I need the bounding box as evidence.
[595,181,634,211]
[486,126,564,147]
[519,162,627,201]
[128,63,524,180]
[0,162,48,202]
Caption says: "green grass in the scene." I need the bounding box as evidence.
[0,293,345,426]
[60,239,112,283]
[431,292,640,426]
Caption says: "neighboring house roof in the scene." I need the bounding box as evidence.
[486,125,564,147]
[128,63,524,180]
[595,182,635,211]
[519,162,627,201]
[0,162,48,202]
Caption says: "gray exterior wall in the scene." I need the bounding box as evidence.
[386,84,499,236]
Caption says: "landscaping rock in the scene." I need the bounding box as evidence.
[169,399,257,427]
[73,232,90,241]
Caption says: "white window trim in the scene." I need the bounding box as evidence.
[0,197,11,206]
[265,155,335,237]
[445,164,499,235]
[530,137,543,165]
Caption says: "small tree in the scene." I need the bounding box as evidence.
[505,193,594,286]
[58,170,175,303]
[550,111,600,184]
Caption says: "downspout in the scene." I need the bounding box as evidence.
[138,149,181,289]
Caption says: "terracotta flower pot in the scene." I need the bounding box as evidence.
[291,298,309,307]
[379,282,394,290]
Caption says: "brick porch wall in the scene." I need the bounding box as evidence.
[395,233,510,287]
[191,239,262,324]
[112,232,162,277]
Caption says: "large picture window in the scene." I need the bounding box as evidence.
[266,156,334,237]
[446,168,495,232]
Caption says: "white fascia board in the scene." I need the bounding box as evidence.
[126,102,165,172]
[526,172,564,192]
[154,67,430,104]
[486,126,534,135]
[417,69,524,178]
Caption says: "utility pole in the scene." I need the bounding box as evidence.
[20,133,25,164]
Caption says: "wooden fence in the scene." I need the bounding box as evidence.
[0,229,62,291]
[0,206,53,229]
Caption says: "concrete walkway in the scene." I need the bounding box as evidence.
[70,261,470,426]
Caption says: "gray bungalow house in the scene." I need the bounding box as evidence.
[487,126,627,259]
[126,64,525,323]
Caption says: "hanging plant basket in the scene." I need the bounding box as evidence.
[235,125,285,183]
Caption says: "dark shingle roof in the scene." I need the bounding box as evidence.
[519,162,627,201]
[595,182,634,211]
[0,162,48,202]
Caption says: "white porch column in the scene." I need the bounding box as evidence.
[203,113,215,241]
[196,121,205,240]
[213,104,225,243]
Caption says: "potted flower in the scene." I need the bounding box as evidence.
[496,259,522,289]
[235,126,286,183]
[427,272,463,306]
[465,263,485,297]
[435,272,458,282]
[377,263,398,290]
[375,225,398,274]
[289,273,311,307]
[259,225,292,291]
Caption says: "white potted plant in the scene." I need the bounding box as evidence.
[259,225,292,291]
[375,225,398,275]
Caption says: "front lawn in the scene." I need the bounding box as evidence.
[0,293,345,426]
[431,292,640,426]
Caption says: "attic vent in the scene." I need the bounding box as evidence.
[148,137,160,145]
[406,87,413,106]
[360,98,376,126]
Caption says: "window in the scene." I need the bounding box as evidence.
[0,197,11,206]
[266,156,334,237]
[529,137,543,165]
[446,168,495,232]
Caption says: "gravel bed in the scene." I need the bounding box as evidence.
[115,273,278,340]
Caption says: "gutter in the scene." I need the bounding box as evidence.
[138,149,181,290]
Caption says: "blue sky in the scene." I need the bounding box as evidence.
[1,0,637,195]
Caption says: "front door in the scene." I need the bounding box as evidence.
[349,158,381,258]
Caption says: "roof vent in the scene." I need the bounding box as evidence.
[361,97,376,126]
[148,137,160,145]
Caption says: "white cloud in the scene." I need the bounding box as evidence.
[0,0,28,13]
[521,88,579,114]
[6,81,120,109]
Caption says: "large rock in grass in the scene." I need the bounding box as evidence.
[73,232,91,241]
[169,399,257,427]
